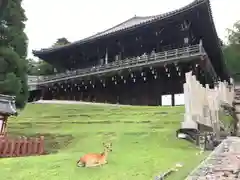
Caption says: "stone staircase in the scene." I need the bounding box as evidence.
[234,85,240,135]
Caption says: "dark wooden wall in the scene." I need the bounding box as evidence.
[40,63,193,105]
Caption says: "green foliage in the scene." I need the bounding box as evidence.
[28,37,70,75]
[0,0,28,108]
[37,61,56,75]
[223,45,240,78]
[224,21,240,80]
[0,0,8,18]
[53,37,70,47]
[227,21,240,45]
[27,59,56,75]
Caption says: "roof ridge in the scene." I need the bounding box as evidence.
[33,0,208,54]
[83,16,138,40]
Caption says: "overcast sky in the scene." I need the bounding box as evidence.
[22,0,239,59]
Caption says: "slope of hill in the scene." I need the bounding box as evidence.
[1,104,206,180]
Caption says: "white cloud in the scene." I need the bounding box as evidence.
[22,0,240,59]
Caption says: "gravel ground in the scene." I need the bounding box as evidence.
[186,137,240,180]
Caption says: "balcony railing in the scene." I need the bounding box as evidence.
[29,44,205,85]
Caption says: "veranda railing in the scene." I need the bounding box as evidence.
[29,44,205,85]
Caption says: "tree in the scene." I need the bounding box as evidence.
[223,21,240,80]
[0,0,28,108]
[227,21,240,45]
[53,37,70,47]
[28,37,71,75]
[0,0,8,18]
[35,60,55,75]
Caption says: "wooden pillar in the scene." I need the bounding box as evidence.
[121,45,124,59]
[40,87,45,100]
[0,115,4,135]
[105,48,108,65]
[0,115,8,135]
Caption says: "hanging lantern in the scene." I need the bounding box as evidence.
[74,84,77,87]
[133,79,136,83]
[168,73,170,77]
[90,81,92,84]
[154,75,157,79]
[131,73,134,78]
[178,71,181,76]
[150,66,152,70]
[100,79,103,83]
[82,81,84,85]
[103,83,106,87]
[152,70,155,74]
[165,67,168,72]
[112,77,114,81]
[85,86,87,89]
[141,72,144,76]
[121,76,123,79]
[143,77,146,81]
[64,88,66,92]
[92,84,95,88]
[77,87,80,90]
[68,84,70,87]
[124,80,126,84]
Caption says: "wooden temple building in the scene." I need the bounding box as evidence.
[0,94,17,136]
[32,0,229,106]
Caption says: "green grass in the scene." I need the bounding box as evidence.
[0,104,207,180]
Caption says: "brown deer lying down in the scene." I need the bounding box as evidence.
[77,142,112,167]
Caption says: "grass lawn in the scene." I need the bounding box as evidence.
[0,104,207,180]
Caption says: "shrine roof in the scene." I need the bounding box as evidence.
[0,94,17,116]
[33,0,212,55]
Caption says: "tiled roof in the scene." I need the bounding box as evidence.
[84,16,158,40]
[0,94,17,116]
[33,0,208,55]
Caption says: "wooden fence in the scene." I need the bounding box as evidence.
[0,136,44,157]
[182,71,235,139]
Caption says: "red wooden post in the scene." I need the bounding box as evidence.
[9,139,14,157]
[2,138,8,157]
[0,138,3,157]
[19,137,25,156]
[15,137,21,157]
[33,137,38,155]
[27,138,33,156]
[22,137,27,156]
[38,136,44,155]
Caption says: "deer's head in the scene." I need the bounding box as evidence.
[103,142,112,152]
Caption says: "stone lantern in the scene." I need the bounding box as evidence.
[0,94,17,136]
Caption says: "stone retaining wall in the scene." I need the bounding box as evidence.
[185,136,240,179]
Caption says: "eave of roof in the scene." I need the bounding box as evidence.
[0,94,17,116]
[33,0,208,56]
[204,0,230,79]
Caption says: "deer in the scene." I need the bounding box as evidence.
[77,142,112,168]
